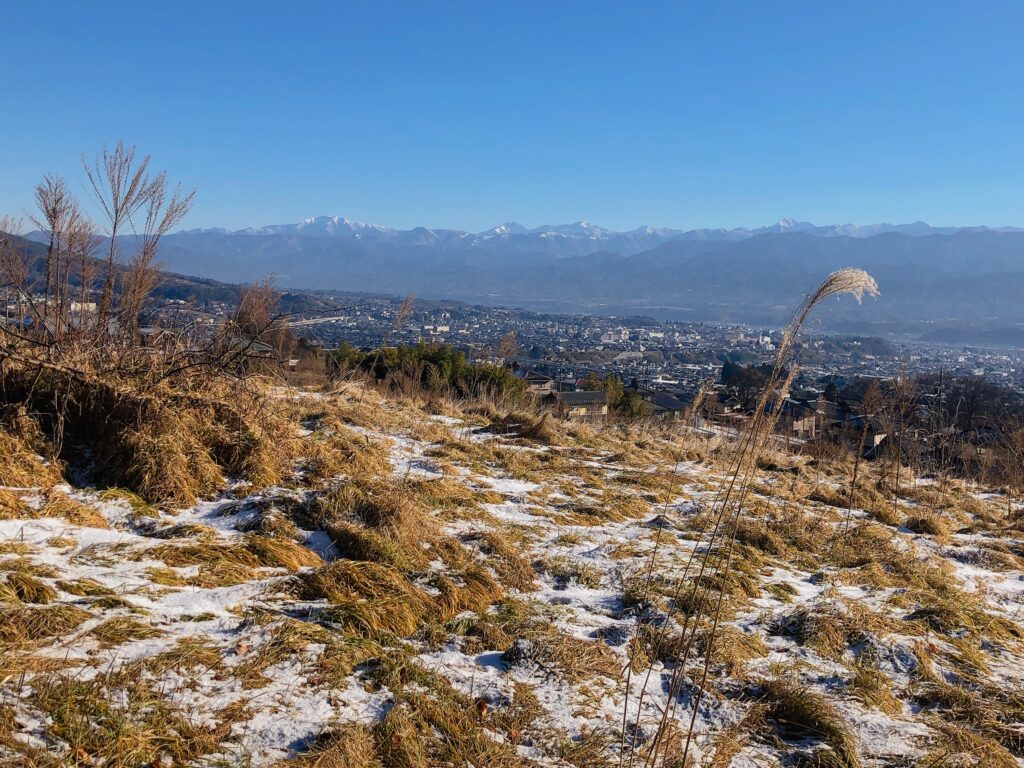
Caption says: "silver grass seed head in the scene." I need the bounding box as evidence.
[813,268,880,306]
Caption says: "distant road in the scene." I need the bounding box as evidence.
[285,315,351,328]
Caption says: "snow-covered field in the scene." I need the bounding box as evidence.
[1,389,1022,767]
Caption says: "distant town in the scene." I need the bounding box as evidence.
[7,283,1022,402]
[275,291,1024,397]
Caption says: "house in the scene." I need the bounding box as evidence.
[772,398,819,438]
[229,339,277,358]
[634,388,691,420]
[545,390,608,420]
[518,370,554,394]
[706,393,742,417]
[822,413,887,454]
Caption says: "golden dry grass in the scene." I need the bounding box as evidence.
[0,488,28,519]
[89,616,162,648]
[465,530,537,592]
[759,677,860,768]
[275,723,380,768]
[244,533,323,570]
[0,604,92,643]
[4,572,57,604]
[294,560,430,637]
[29,673,249,768]
[0,430,60,488]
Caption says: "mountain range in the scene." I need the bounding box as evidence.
[22,217,1024,338]
[176,215,1024,255]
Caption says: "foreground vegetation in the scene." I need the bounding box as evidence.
[1,370,1022,767]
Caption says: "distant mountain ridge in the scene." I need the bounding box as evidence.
[175,215,1024,251]
[19,218,1024,337]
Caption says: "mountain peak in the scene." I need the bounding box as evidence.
[480,222,528,237]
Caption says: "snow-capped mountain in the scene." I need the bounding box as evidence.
[18,215,1024,331]
[249,216,395,238]
[175,215,1022,247]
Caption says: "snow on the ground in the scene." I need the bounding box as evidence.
[2,401,1023,766]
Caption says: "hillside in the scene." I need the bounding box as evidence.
[1,381,1022,766]
[0,233,337,314]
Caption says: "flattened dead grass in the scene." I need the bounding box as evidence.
[294,560,429,637]
[244,533,322,570]
[276,723,380,768]
[5,572,57,604]
[759,677,860,768]
[464,530,537,591]
[0,604,91,643]
[89,616,162,648]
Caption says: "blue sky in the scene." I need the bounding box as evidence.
[3,1,1023,232]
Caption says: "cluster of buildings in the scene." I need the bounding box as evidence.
[280,292,1024,395]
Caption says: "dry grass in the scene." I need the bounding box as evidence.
[30,673,248,767]
[321,481,457,576]
[705,705,765,768]
[369,652,536,768]
[0,430,60,488]
[234,617,357,689]
[904,514,952,538]
[147,637,223,675]
[98,487,160,517]
[144,566,188,587]
[2,355,305,506]
[409,476,504,512]
[759,677,860,768]
[535,556,601,589]
[0,488,109,528]
[5,572,57,604]
[41,491,109,528]
[0,488,28,519]
[55,577,114,597]
[147,521,220,540]
[294,560,430,637]
[137,541,271,587]
[697,625,769,674]
[554,495,649,526]
[464,530,537,591]
[276,723,380,768]
[848,655,902,715]
[921,721,1020,768]
[905,589,1024,645]
[374,702,429,768]
[328,521,417,571]
[0,604,91,643]
[301,421,392,483]
[141,540,258,568]
[244,533,322,570]
[141,534,320,579]
[772,601,898,660]
[89,616,162,648]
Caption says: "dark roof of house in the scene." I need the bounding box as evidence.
[765,397,817,418]
[553,390,608,406]
[828,413,885,432]
[524,371,553,383]
[638,390,689,411]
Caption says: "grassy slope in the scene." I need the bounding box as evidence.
[0,383,1022,767]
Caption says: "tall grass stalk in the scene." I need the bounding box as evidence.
[620,269,877,768]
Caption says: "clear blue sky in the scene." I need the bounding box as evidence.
[3,1,1023,232]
